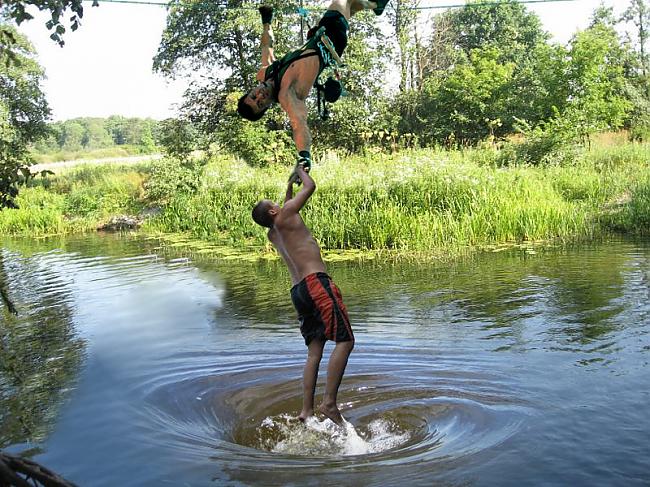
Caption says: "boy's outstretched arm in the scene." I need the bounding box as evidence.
[284,178,294,204]
[282,164,315,215]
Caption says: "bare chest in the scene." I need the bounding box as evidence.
[279,54,319,100]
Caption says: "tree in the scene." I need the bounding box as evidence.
[447,0,549,65]
[155,1,388,161]
[564,22,632,136]
[420,10,463,80]
[387,0,419,92]
[411,47,516,145]
[59,120,84,151]
[622,0,649,86]
[393,0,553,145]
[82,118,113,149]
[1,0,96,47]
[0,25,50,209]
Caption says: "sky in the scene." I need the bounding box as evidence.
[17,0,625,121]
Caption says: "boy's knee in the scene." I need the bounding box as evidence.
[308,350,323,362]
[307,344,324,361]
[338,339,354,353]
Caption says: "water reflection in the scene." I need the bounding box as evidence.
[0,234,648,486]
[185,241,648,366]
[0,249,85,448]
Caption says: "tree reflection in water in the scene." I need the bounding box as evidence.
[0,249,85,449]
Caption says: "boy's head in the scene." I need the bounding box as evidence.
[237,81,275,121]
[252,199,280,228]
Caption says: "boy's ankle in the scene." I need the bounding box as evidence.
[321,395,336,407]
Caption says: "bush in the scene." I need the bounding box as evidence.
[144,157,205,204]
[629,119,650,142]
[497,115,583,166]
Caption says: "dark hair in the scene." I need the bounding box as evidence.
[252,200,274,228]
[237,93,269,122]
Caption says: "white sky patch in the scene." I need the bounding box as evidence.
[17,0,625,121]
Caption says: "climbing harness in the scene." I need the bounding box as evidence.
[310,26,346,120]
[263,18,346,120]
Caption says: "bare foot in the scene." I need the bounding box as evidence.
[319,402,343,426]
[298,409,313,422]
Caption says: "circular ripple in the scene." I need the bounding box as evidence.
[136,349,530,484]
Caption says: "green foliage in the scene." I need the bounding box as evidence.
[507,42,569,125]
[0,187,66,234]
[410,47,516,146]
[630,119,650,141]
[498,114,583,166]
[2,144,648,244]
[446,0,550,65]
[149,0,650,155]
[143,144,649,250]
[0,25,51,209]
[621,0,649,82]
[32,117,163,158]
[1,0,93,46]
[144,156,204,204]
[565,23,633,135]
[625,83,650,141]
[623,177,650,232]
[0,164,146,235]
[30,145,149,164]
[602,173,650,234]
[157,118,197,161]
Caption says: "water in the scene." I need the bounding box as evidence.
[1,234,649,486]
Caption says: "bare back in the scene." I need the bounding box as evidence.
[268,210,326,286]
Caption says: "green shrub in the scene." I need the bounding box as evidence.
[630,122,650,143]
[144,157,204,204]
[498,116,584,166]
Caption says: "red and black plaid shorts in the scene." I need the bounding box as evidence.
[290,272,354,346]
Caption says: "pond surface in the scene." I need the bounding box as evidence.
[1,235,649,486]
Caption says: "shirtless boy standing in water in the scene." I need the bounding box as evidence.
[251,164,354,425]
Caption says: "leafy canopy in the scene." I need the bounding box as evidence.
[0,25,51,209]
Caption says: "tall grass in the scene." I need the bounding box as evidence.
[0,164,146,236]
[2,143,648,249]
[148,145,649,251]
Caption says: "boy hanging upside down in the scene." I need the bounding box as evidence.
[252,164,354,425]
[238,0,389,182]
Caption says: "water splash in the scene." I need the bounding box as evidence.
[257,414,410,456]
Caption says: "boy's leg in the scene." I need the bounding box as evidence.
[319,340,354,425]
[299,338,325,421]
[259,6,275,65]
[348,0,389,16]
[328,0,385,18]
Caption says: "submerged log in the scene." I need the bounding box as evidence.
[0,451,77,487]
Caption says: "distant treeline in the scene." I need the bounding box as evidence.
[31,116,163,154]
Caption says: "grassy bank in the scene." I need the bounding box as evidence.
[30,145,158,164]
[1,143,648,253]
[0,164,148,235]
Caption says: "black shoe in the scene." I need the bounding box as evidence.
[373,0,389,15]
[258,5,274,24]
